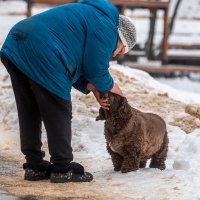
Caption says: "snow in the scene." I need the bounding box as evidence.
[0,1,200,199]
[156,76,200,93]
[112,64,200,104]
[168,49,200,56]
[126,0,200,19]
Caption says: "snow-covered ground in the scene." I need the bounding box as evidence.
[1,60,200,199]
[156,76,200,93]
[1,1,200,200]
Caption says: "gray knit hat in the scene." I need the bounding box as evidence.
[118,15,137,53]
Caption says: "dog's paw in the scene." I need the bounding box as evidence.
[150,161,166,170]
[114,167,121,172]
[121,167,138,173]
[158,165,166,170]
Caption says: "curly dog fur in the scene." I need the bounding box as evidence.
[96,92,169,173]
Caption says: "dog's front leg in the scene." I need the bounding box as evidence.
[107,145,123,171]
[121,145,141,173]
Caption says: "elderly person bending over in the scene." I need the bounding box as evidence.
[0,0,136,183]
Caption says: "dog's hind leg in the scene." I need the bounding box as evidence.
[150,133,169,170]
[107,145,123,171]
[139,160,147,168]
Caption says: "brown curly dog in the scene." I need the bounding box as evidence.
[96,92,169,173]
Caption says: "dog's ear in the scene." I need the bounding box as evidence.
[96,107,106,121]
[118,97,132,118]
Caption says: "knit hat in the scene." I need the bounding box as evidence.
[118,15,137,53]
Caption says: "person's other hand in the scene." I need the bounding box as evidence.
[110,83,124,97]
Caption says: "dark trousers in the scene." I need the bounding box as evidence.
[1,55,73,166]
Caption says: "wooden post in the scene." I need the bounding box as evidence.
[170,0,182,34]
[116,5,126,15]
[161,7,169,63]
[26,0,33,17]
[146,9,157,60]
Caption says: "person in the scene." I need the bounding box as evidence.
[0,0,136,183]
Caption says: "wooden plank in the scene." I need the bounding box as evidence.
[33,0,77,5]
[31,0,169,8]
[131,65,200,74]
[169,44,200,50]
[168,55,200,61]
[166,55,200,65]
[110,0,169,9]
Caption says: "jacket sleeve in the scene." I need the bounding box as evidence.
[82,17,118,94]
[72,75,90,94]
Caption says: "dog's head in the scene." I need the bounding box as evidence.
[96,92,131,121]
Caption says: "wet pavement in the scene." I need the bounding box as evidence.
[0,155,19,199]
[0,190,18,200]
[0,156,18,176]
[0,192,90,200]
[0,156,89,200]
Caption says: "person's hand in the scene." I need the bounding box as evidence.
[87,83,110,110]
[93,88,110,110]
[110,83,124,97]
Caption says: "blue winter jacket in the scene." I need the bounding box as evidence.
[0,0,119,100]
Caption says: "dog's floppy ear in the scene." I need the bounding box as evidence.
[118,97,132,118]
[96,107,106,121]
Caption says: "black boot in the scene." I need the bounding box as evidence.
[50,162,93,183]
[23,160,52,181]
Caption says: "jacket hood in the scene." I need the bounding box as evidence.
[79,0,119,26]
